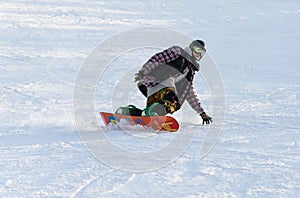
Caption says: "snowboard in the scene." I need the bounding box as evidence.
[100,112,179,132]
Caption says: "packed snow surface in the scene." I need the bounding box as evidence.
[0,0,299,197]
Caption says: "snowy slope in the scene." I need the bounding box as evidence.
[1,0,299,197]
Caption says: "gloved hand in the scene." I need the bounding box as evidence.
[200,112,212,125]
[134,73,141,82]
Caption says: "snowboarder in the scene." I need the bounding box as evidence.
[116,39,212,124]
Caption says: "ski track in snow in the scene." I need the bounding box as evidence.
[1,0,300,197]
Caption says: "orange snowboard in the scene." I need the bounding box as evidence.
[100,112,179,132]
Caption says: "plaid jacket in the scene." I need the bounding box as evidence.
[137,46,204,114]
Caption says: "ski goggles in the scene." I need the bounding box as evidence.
[192,46,206,56]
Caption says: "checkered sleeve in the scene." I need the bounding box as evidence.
[186,83,204,114]
[139,75,159,88]
[138,46,183,76]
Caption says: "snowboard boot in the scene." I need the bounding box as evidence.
[142,102,167,116]
[115,105,143,116]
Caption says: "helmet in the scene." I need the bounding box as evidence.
[189,40,206,60]
[189,39,206,50]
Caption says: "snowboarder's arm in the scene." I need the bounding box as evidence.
[186,83,204,114]
[186,83,212,124]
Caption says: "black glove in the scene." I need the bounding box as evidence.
[200,112,212,125]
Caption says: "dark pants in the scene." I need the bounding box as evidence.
[138,84,181,115]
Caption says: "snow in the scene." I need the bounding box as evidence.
[1,0,299,197]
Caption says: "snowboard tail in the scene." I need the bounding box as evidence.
[100,112,179,132]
